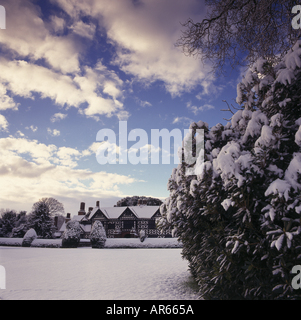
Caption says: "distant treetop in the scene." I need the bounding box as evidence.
[115,196,163,207]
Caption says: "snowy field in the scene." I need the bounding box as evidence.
[0,247,199,300]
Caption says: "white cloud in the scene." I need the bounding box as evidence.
[69,20,96,39]
[0,114,8,131]
[47,128,61,137]
[0,83,19,111]
[0,0,128,121]
[52,0,211,97]
[172,116,194,126]
[51,113,68,123]
[26,125,38,132]
[0,0,80,74]
[0,58,126,119]
[187,101,215,115]
[0,136,137,211]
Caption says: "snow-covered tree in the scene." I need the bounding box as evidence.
[61,220,81,248]
[22,228,37,247]
[90,221,107,248]
[27,202,54,239]
[0,210,17,237]
[158,41,301,300]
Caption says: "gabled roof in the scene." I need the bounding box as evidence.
[129,206,160,219]
[100,207,128,219]
[83,205,161,221]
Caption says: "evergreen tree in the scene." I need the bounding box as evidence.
[27,203,54,239]
[27,198,64,239]
[158,41,301,300]
[0,210,17,237]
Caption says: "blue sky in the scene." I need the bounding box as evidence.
[0,0,241,216]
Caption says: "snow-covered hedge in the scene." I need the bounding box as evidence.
[158,41,301,300]
[104,238,182,248]
[22,229,37,247]
[90,221,106,248]
[61,221,81,248]
[30,239,62,248]
[0,238,23,247]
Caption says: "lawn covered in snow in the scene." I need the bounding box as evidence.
[0,247,199,300]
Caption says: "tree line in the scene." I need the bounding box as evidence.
[0,198,65,239]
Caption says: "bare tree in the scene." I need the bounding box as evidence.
[176,0,301,74]
[32,198,64,216]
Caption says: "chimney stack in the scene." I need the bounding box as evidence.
[54,216,58,228]
[66,213,71,223]
[78,202,86,216]
[96,201,100,208]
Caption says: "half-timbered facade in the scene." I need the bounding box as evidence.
[59,201,172,239]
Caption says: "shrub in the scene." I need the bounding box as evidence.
[139,230,147,243]
[90,221,107,248]
[158,41,301,300]
[61,221,81,248]
[22,228,37,247]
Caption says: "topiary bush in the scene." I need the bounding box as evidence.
[90,221,107,248]
[61,220,81,248]
[22,228,37,247]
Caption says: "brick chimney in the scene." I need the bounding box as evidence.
[54,216,58,228]
[66,213,71,223]
[78,202,86,216]
[96,201,100,208]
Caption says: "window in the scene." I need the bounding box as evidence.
[108,223,115,230]
[123,220,135,229]
[148,220,156,229]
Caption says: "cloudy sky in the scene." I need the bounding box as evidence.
[0,0,240,216]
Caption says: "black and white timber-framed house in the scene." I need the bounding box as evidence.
[59,200,172,239]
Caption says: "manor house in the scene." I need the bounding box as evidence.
[59,200,171,238]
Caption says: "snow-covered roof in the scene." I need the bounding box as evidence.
[63,206,161,227]
[72,215,85,222]
[88,207,101,220]
[129,206,159,219]
[59,221,66,233]
[80,224,91,233]
[100,207,128,219]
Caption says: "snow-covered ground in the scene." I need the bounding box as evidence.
[0,247,199,300]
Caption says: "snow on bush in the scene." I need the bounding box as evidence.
[139,230,147,242]
[30,239,62,248]
[158,41,301,300]
[90,221,106,248]
[0,238,23,247]
[104,238,182,248]
[22,229,37,247]
[61,221,81,248]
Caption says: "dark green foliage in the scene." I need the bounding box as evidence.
[158,42,301,300]
[0,210,17,237]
